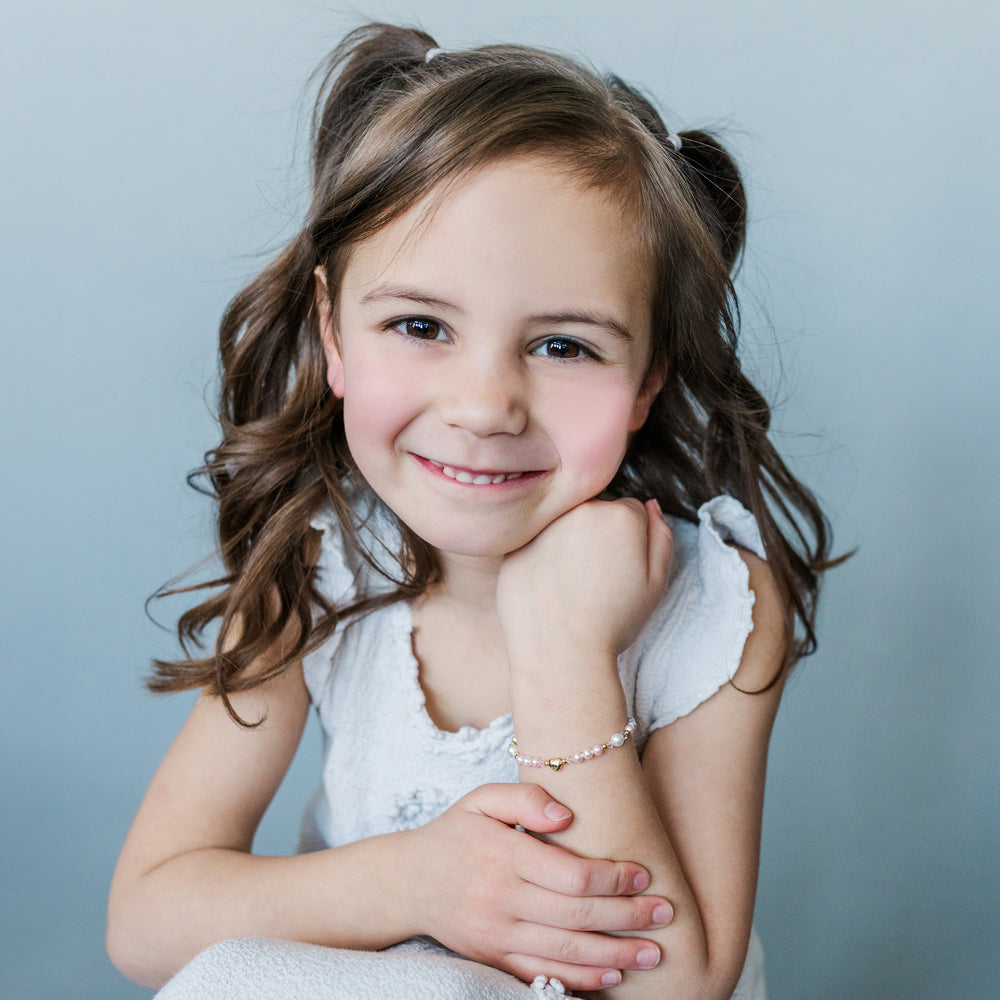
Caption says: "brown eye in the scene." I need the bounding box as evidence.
[397,317,445,341]
[532,337,594,360]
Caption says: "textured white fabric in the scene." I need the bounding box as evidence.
[156,929,766,999]
[157,936,560,999]
[156,494,768,999]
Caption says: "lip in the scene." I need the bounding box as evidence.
[412,454,546,487]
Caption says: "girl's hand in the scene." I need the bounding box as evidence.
[407,782,673,992]
[497,498,672,663]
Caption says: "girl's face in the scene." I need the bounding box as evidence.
[322,156,661,568]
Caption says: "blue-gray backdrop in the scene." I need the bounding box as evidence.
[2,2,997,997]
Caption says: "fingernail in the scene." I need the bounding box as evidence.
[652,903,673,925]
[601,971,622,987]
[636,947,660,968]
[543,802,572,821]
[632,871,650,892]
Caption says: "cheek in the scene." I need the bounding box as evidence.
[549,379,638,485]
[340,357,416,462]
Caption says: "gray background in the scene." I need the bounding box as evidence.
[2,2,997,997]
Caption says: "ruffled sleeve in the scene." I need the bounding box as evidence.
[627,495,766,738]
[302,509,359,705]
[308,509,358,606]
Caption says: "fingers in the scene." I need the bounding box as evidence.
[462,782,575,835]
[504,953,626,993]
[502,929,663,992]
[520,837,650,898]
[518,883,673,934]
[463,782,658,897]
[523,926,661,972]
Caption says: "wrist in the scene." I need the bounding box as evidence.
[509,716,637,772]
[505,641,620,682]
[392,827,428,940]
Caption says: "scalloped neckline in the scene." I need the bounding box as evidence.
[394,600,513,743]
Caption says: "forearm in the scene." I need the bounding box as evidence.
[107,831,417,989]
[508,650,722,999]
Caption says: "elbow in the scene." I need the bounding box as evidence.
[106,924,157,990]
[619,927,748,1000]
[106,925,150,989]
[106,892,170,990]
[624,962,742,1000]
[676,943,751,1000]
[671,936,751,1000]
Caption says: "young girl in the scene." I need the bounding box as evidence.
[108,22,833,1000]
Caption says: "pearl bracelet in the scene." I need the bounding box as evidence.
[508,718,636,772]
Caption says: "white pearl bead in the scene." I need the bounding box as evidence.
[610,732,626,747]
[582,748,594,759]
[592,744,604,756]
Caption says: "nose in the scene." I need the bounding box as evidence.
[436,352,528,437]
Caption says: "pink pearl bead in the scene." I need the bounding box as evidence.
[592,744,604,756]
[572,752,585,764]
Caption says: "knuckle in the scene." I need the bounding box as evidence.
[614,864,634,895]
[565,864,593,896]
[568,898,597,931]
[626,901,651,930]
[553,935,582,964]
[521,782,548,809]
[617,939,644,967]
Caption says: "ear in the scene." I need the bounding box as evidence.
[628,365,666,432]
[314,265,344,398]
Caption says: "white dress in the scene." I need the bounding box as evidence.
[156,495,768,1000]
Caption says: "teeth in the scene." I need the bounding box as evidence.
[437,463,524,485]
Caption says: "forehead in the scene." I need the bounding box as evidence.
[339,156,652,336]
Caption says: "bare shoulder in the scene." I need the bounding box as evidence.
[730,546,789,696]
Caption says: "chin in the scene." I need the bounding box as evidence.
[414,524,538,562]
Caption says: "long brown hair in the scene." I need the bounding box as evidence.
[149,23,840,716]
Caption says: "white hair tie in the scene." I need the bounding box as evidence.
[667,132,683,151]
[424,47,444,63]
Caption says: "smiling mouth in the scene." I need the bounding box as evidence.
[423,457,530,485]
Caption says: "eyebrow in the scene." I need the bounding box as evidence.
[360,285,459,313]
[359,285,634,341]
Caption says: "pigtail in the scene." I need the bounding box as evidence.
[606,80,745,271]
[309,24,438,192]
[672,131,746,273]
